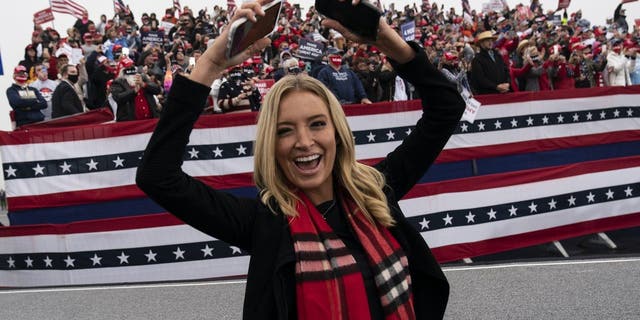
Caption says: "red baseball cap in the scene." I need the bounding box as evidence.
[14,65,27,74]
[444,52,458,61]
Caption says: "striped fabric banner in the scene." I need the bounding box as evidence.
[1,86,639,286]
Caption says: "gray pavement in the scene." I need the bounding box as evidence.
[1,257,638,320]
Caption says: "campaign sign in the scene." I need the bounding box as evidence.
[141,30,165,46]
[254,79,275,100]
[34,8,54,25]
[297,39,325,61]
[160,21,175,32]
[401,21,415,42]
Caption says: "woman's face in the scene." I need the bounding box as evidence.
[276,90,337,203]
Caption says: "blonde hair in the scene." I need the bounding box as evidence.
[253,75,395,227]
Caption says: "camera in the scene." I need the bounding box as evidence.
[531,55,542,64]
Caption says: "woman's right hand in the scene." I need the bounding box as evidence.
[320,0,414,64]
[189,0,273,86]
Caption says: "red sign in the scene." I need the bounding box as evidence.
[254,79,275,100]
[557,0,571,10]
[34,8,54,25]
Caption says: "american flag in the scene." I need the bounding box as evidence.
[113,0,127,13]
[173,0,181,13]
[1,87,639,286]
[50,0,86,20]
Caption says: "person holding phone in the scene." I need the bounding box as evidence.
[136,0,464,319]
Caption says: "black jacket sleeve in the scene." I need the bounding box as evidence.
[136,75,259,250]
[375,42,465,200]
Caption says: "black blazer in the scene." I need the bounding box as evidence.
[137,42,465,319]
[110,75,161,121]
[471,49,511,95]
[51,80,84,118]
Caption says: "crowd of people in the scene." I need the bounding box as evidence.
[6,1,640,128]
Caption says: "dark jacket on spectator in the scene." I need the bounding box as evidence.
[110,76,161,121]
[356,69,383,102]
[51,80,84,118]
[471,49,511,94]
[6,84,47,126]
[88,65,115,109]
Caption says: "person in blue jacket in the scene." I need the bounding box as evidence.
[316,47,373,105]
[137,1,465,319]
[6,65,47,127]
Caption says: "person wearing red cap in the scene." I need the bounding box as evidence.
[110,58,162,121]
[6,65,48,127]
[217,64,261,113]
[88,56,115,109]
[440,51,471,94]
[548,51,577,91]
[316,48,372,105]
[569,42,604,88]
[81,32,98,56]
[353,57,382,102]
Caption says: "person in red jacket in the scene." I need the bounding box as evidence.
[549,53,577,90]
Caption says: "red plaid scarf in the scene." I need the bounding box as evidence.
[289,191,416,320]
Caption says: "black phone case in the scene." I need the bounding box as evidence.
[315,0,381,41]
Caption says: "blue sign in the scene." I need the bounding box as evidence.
[0,48,4,76]
[401,21,416,42]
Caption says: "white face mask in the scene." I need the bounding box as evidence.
[125,75,137,87]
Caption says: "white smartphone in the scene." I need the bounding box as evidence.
[226,0,283,59]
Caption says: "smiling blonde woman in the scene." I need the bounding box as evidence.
[136,1,465,319]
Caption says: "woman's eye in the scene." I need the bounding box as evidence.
[276,127,292,136]
[310,121,326,128]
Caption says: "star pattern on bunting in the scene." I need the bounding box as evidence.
[445,106,639,135]
[2,106,638,181]
[1,241,249,271]
[407,183,639,233]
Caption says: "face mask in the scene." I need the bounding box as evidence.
[612,46,622,54]
[68,74,79,84]
[287,66,301,74]
[329,56,342,68]
[15,73,28,83]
